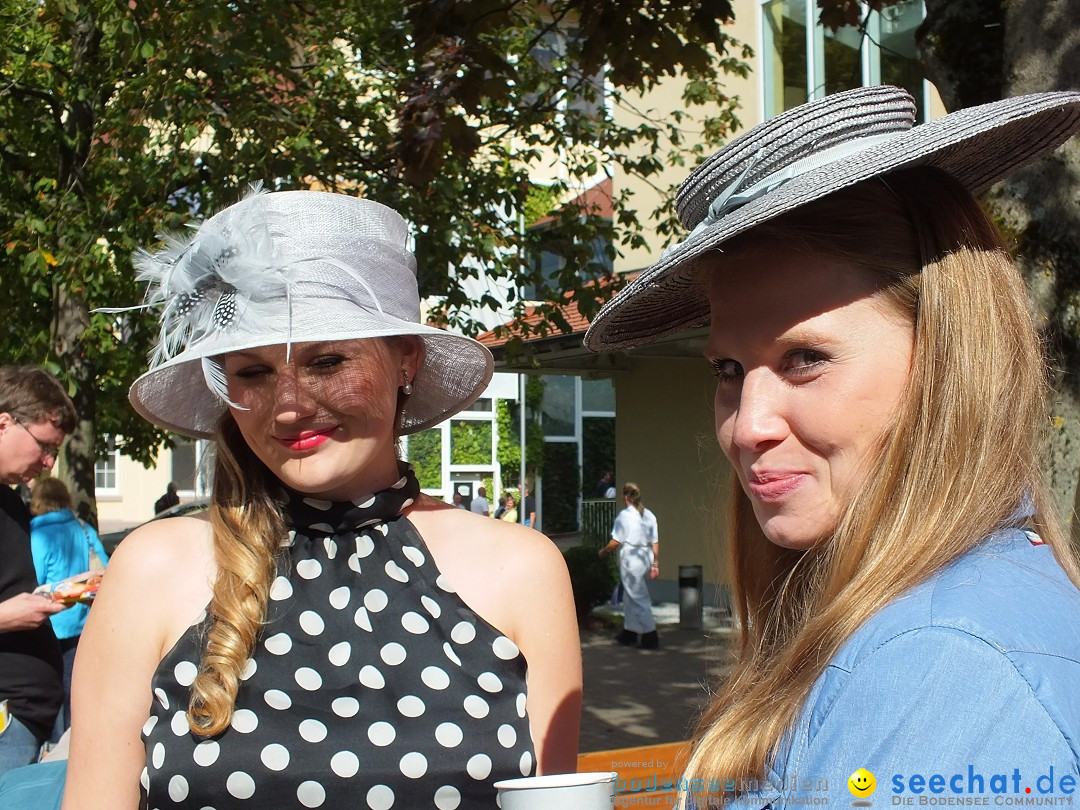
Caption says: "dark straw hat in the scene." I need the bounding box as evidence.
[583,85,1080,351]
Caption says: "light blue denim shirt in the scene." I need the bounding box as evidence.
[729,529,1080,809]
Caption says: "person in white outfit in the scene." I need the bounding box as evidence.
[599,482,660,649]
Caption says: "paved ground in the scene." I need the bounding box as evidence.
[578,603,737,753]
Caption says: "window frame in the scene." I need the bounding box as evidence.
[758,0,929,122]
[95,436,119,496]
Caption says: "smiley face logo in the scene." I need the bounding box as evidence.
[848,768,876,798]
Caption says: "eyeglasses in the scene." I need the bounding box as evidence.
[11,416,61,461]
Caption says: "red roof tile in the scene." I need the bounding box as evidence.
[531,177,614,227]
[477,178,624,349]
[476,272,636,348]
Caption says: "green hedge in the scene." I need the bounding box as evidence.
[563,545,618,622]
[495,399,520,488]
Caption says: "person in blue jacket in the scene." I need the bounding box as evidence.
[29,477,109,729]
[584,87,1080,805]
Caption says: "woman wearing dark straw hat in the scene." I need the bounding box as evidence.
[65,190,581,809]
[586,86,1080,803]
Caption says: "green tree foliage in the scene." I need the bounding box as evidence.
[0,0,747,521]
[524,377,546,477]
[495,399,521,488]
[495,380,547,489]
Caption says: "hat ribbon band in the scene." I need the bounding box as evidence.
[671,131,902,257]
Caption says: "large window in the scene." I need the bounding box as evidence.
[581,378,615,413]
[171,439,198,494]
[541,375,576,438]
[761,0,926,121]
[168,437,210,496]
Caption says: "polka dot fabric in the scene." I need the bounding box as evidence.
[141,466,534,809]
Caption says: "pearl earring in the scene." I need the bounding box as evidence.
[402,371,413,396]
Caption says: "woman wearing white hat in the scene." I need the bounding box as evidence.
[64,190,581,809]
[586,87,1080,803]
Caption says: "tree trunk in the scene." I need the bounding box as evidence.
[53,285,98,529]
[998,0,1080,539]
[55,4,101,528]
[917,0,1004,109]
[918,0,1080,538]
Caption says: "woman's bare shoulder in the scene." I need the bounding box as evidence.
[408,495,563,566]
[406,495,571,637]
[100,514,216,631]
[111,513,214,574]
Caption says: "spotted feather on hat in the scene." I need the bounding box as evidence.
[133,184,292,368]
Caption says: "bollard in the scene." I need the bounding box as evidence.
[678,564,704,630]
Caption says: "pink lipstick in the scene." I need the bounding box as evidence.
[275,428,337,451]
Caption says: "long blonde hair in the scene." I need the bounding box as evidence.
[187,414,284,735]
[685,167,1079,786]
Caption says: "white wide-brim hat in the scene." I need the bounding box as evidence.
[584,85,1080,351]
[126,189,493,438]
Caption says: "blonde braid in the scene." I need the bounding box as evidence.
[188,415,285,735]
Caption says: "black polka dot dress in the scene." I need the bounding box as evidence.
[141,467,535,809]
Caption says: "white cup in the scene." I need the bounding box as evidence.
[494,771,618,809]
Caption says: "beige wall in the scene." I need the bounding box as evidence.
[611,7,760,275]
[613,356,731,588]
[96,450,177,533]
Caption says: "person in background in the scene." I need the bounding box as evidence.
[65,189,581,809]
[29,477,109,730]
[0,366,75,774]
[469,485,490,516]
[594,470,613,498]
[521,483,536,529]
[500,494,519,524]
[584,86,1080,803]
[598,482,660,650]
[153,482,179,514]
[493,496,507,520]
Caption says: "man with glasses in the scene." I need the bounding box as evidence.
[0,366,76,773]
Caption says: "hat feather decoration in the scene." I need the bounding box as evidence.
[133,184,291,368]
[111,184,306,407]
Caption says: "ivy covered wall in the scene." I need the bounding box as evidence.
[449,420,492,465]
[408,429,442,490]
